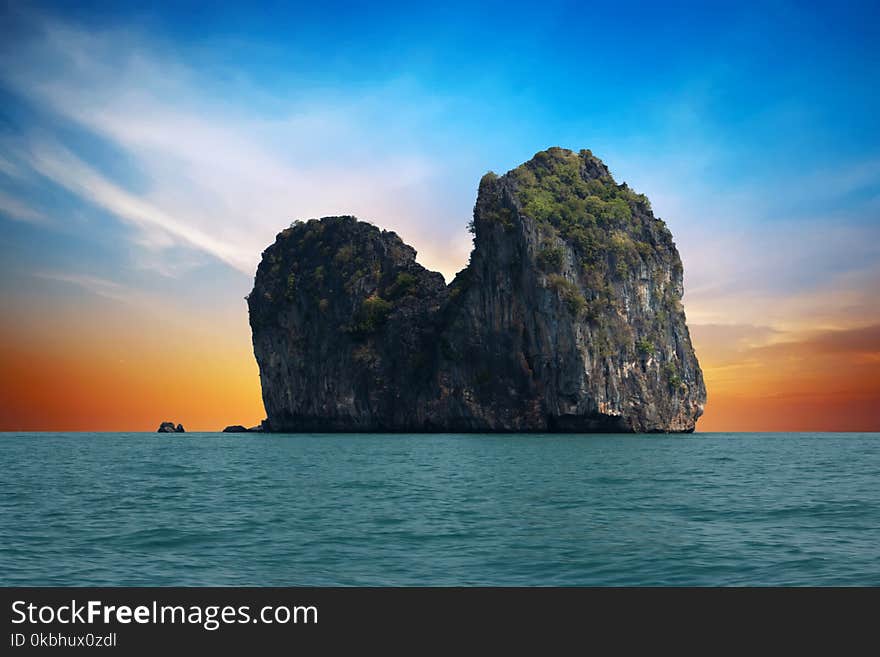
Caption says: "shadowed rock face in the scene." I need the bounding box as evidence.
[248,148,706,432]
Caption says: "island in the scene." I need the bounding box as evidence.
[247,147,706,432]
[157,422,185,433]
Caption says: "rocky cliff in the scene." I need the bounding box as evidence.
[248,147,706,432]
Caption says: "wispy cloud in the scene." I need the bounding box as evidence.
[1,15,471,279]
[32,271,130,303]
[0,154,25,180]
[0,190,46,223]
[23,140,256,272]
[618,150,880,333]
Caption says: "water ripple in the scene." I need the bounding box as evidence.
[1,431,878,585]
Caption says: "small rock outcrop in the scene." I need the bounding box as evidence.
[222,424,265,433]
[248,148,706,432]
[157,422,185,433]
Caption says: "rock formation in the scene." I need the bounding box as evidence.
[248,147,706,432]
[157,422,185,433]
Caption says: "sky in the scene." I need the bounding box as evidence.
[1,0,878,431]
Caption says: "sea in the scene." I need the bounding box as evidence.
[1,432,877,586]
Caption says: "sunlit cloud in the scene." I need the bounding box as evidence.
[695,323,880,431]
[1,15,470,280]
[23,141,256,271]
[686,262,880,332]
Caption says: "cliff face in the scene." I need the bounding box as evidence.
[248,147,706,432]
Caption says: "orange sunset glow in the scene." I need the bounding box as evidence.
[0,303,265,431]
[2,295,878,432]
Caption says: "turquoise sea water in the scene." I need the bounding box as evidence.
[1,432,878,586]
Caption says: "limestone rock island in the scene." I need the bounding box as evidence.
[248,148,706,432]
[157,422,185,433]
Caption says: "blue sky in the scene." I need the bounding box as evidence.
[2,1,878,283]
[1,1,879,429]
